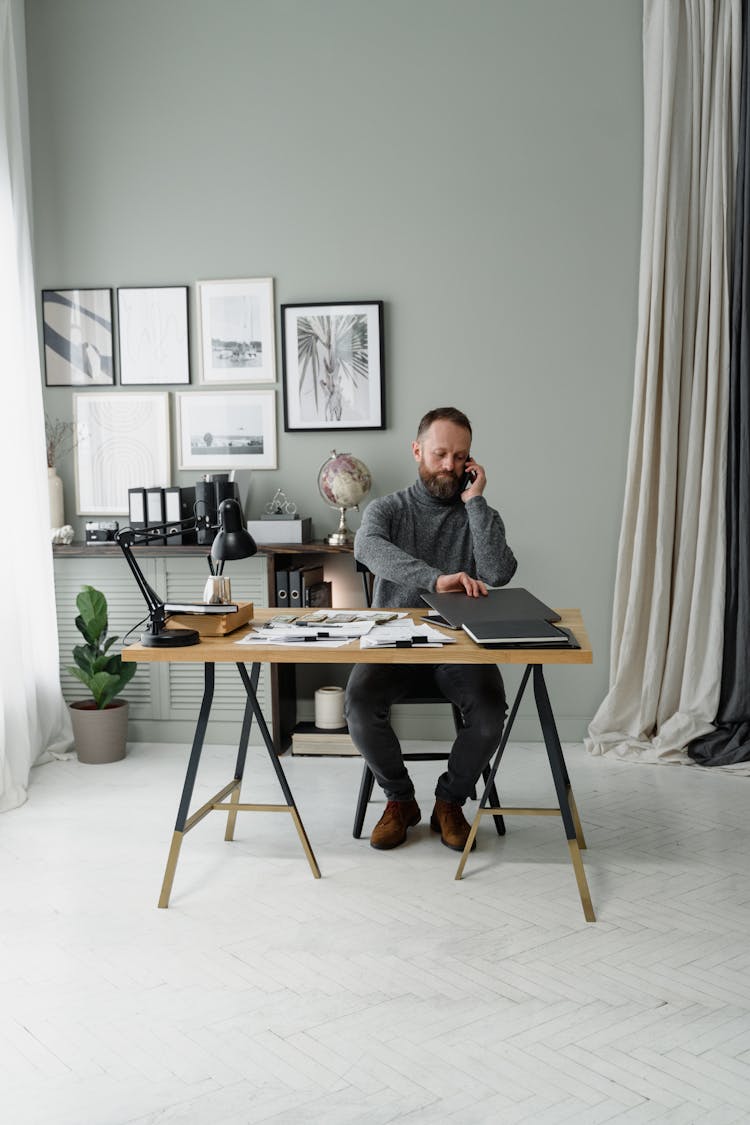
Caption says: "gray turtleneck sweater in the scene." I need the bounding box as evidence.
[353,478,517,608]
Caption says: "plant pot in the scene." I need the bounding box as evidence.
[69,698,129,764]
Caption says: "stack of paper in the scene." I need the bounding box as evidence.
[237,620,375,648]
[360,623,457,649]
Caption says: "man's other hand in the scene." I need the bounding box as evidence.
[435,572,488,597]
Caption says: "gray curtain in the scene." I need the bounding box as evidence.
[689,0,750,766]
[586,1,741,766]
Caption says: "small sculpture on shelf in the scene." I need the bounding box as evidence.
[51,524,75,545]
[262,488,299,520]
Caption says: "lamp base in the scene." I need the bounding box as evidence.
[140,628,201,647]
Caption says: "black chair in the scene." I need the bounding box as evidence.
[352,561,505,839]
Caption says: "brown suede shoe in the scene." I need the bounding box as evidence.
[370,799,421,849]
[430,798,476,852]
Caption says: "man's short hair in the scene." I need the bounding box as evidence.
[416,407,473,442]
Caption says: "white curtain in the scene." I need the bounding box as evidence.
[587,0,741,765]
[0,0,72,812]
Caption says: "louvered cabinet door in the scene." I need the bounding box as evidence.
[163,555,272,736]
[54,556,158,718]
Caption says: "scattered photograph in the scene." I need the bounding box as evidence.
[117,286,190,385]
[73,392,170,514]
[42,288,115,386]
[176,390,277,469]
[281,301,385,431]
[197,278,276,384]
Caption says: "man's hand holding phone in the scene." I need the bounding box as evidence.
[460,456,485,500]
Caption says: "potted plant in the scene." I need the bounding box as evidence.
[68,585,137,763]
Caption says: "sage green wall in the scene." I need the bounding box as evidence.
[27,0,643,735]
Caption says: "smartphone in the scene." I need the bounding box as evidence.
[460,459,477,491]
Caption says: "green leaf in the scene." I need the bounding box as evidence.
[88,671,118,709]
[76,586,108,645]
[67,665,93,690]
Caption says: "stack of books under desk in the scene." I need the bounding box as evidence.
[290,722,359,756]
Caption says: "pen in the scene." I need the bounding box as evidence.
[271,633,359,643]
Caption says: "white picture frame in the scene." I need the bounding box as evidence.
[176,390,277,470]
[197,278,276,385]
[73,392,171,514]
[117,286,190,385]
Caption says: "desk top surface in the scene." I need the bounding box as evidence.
[122,608,592,666]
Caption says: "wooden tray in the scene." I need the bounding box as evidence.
[166,601,254,636]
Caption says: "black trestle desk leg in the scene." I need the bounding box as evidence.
[532,664,595,922]
[224,662,260,842]
[236,662,321,878]
[158,662,215,908]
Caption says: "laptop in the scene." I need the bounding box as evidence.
[421,587,561,627]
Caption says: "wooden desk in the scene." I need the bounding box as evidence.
[123,608,594,919]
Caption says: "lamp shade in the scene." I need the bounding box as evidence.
[210,498,257,563]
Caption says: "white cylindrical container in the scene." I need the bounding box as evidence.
[203,577,223,604]
[315,685,346,729]
[48,466,64,528]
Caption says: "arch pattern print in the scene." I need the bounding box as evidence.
[73,392,170,515]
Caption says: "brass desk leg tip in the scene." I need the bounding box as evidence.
[455,818,481,880]
[290,808,322,879]
[568,840,595,922]
[158,831,184,909]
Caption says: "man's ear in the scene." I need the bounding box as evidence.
[411,440,422,463]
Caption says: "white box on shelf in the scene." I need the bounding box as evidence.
[247,517,312,544]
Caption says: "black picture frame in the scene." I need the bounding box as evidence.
[42,288,115,386]
[281,300,385,431]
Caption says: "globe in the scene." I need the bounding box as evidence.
[317,450,372,545]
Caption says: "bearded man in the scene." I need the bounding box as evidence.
[345,407,517,851]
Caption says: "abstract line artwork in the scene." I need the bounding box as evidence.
[73,392,170,514]
[117,286,190,385]
[42,289,115,386]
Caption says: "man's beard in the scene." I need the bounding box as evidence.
[419,465,461,500]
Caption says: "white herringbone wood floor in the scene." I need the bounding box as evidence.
[2,740,750,1124]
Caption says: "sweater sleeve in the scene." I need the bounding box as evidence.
[354,497,442,592]
[465,496,518,586]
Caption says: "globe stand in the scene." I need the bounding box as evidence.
[327,506,356,546]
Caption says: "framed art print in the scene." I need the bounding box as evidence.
[117,286,190,385]
[197,278,276,384]
[281,300,385,431]
[73,392,170,514]
[176,390,277,469]
[42,288,115,386]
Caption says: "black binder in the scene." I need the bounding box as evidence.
[164,486,196,544]
[275,568,290,607]
[145,487,166,545]
[128,487,147,531]
[288,565,325,608]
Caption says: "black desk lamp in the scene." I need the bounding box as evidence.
[116,498,257,647]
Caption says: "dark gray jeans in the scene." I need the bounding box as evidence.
[344,663,507,804]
